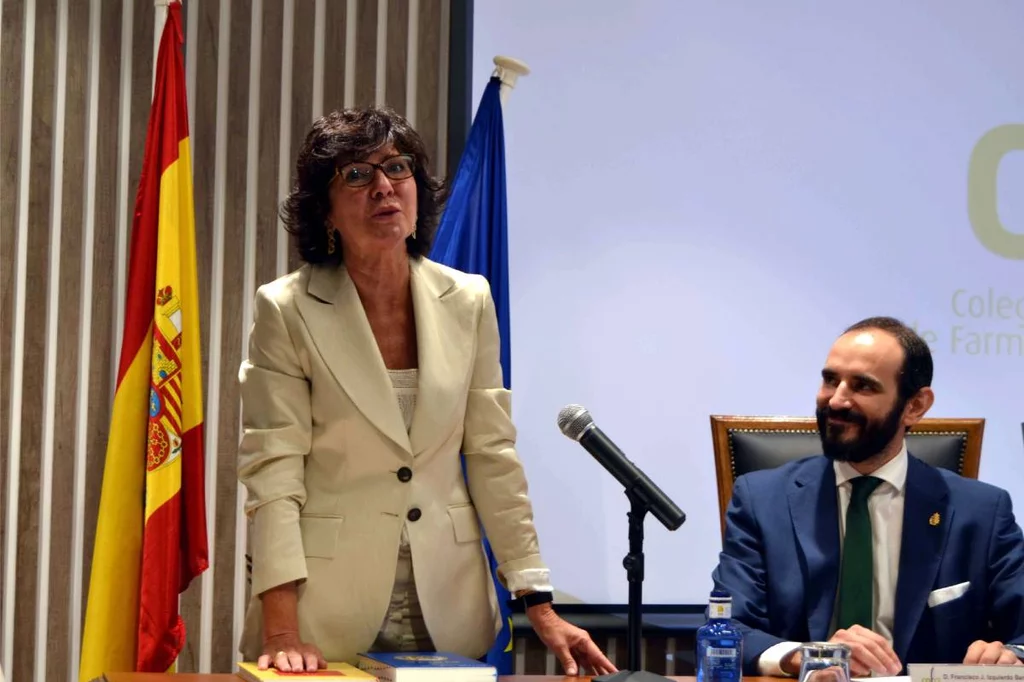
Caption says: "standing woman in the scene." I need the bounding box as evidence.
[237,107,614,677]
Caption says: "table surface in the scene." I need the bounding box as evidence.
[105,671,770,675]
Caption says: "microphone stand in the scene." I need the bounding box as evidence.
[624,487,647,672]
[595,487,671,682]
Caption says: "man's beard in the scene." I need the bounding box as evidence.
[816,399,906,463]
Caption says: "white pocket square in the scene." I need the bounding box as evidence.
[927,581,970,608]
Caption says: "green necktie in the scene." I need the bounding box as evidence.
[835,475,883,632]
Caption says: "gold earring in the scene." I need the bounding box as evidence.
[327,229,337,255]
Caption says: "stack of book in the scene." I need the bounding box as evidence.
[237,661,375,681]
[356,651,498,682]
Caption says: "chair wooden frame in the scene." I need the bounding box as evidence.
[710,415,985,537]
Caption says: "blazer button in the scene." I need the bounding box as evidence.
[407,507,422,522]
[397,467,412,483]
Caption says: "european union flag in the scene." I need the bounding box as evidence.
[430,76,514,674]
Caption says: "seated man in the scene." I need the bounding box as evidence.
[712,316,1024,677]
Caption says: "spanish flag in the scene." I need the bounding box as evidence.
[80,3,208,679]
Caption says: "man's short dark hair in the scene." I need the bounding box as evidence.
[844,316,933,401]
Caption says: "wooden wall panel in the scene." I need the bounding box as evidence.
[45,0,91,673]
[0,0,26,637]
[385,0,408,113]
[13,0,59,679]
[322,0,349,112]
[289,0,316,275]
[179,0,220,669]
[210,0,254,671]
[190,0,218,368]
[354,0,378,108]
[416,0,442,173]
[256,0,283,287]
[82,0,128,640]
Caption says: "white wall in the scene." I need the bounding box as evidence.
[473,0,1024,604]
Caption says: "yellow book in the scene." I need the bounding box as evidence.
[237,661,377,681]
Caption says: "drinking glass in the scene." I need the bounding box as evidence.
[798,642,852,682]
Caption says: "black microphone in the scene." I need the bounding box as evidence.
[557,404,686,531]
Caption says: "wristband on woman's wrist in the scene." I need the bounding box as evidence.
[518,590,554,608]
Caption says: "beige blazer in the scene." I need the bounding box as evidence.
[237,257,547,663]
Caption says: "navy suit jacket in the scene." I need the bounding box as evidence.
[712,453,1024,675]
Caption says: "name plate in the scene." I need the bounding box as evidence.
[909,664,1024,682]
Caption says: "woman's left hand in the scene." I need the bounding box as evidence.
[525,603,617,676]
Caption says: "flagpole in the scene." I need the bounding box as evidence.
[492,55,530,106]
[153,0,171,94]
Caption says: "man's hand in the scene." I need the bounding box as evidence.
[964,641,1022,665]
[525,603,616,677]
[780,648,804,676]
[780,625,901,678]
[831,626,902,677]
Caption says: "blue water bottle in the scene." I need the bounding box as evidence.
[696,589,743,682]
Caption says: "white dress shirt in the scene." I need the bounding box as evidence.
[758,442,908,676]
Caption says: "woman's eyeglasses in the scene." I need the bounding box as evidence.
[333,154,415,188]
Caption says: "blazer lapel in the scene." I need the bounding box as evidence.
[788,458,841,640]
[892,455,950,662]
[296,264,412,455]
[407,259,472,455]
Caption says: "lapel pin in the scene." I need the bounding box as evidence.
[929,512,940,527]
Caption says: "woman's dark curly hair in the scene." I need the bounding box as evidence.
[281,107,448,264]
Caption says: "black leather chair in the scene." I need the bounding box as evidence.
[709,415,984,537]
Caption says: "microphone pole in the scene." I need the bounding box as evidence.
[625,485,647,675]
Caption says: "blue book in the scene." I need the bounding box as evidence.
[356,652,497,682]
